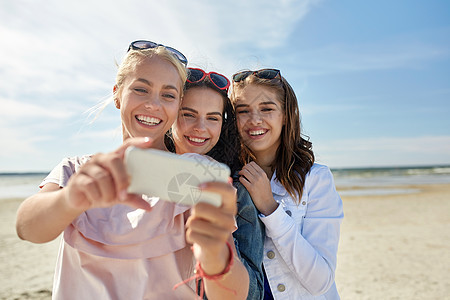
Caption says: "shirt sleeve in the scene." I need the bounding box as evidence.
[40,156,90,188]
[260,165,344,295]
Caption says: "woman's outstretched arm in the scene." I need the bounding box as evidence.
[186,181,250,300]
[16,137,153,243]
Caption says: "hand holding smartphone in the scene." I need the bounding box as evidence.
[124,147,230,207]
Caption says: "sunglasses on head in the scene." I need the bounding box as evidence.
[127,40,188,66]
[232,68,281,82]
[187,68,230,92]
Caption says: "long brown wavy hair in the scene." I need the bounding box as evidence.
[230,73,314,201]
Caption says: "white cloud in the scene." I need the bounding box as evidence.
[0,118,51,163]
[5,0,446,172]
[164,0,321,71]
[0,0,318,95]
[0,97,76,119]
[73,128,122,143]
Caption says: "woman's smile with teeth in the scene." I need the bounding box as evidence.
[186,136,208,143]
[136,115,162,126]
[249,129,267,136]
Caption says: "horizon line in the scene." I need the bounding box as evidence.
[1,163,450,175]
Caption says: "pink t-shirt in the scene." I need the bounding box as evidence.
[42,156,197,299]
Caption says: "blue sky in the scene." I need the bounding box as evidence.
[1,0,449,172]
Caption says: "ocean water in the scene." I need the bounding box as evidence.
[0,172,47,200]
[1,165,450,200]
[331,165,450,196]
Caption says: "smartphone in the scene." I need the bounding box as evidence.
[124,146,230,207]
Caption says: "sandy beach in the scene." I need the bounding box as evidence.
[0,197,59,300]
[335,183,450,299]
[1,183,449,299]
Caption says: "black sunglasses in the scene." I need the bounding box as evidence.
[187,68,230,92]
[232,69,281,82]
[127,40,188,66]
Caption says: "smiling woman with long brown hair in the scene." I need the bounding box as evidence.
[231,68,344,299]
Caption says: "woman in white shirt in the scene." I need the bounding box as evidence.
[230,69,344,299]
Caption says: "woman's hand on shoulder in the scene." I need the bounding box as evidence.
[238,161,278,216]
[186,181,237,275]
[64,137,154,212]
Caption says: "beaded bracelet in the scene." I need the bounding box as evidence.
[173,241,236,299]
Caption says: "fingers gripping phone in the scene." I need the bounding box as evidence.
[124,147,230,207]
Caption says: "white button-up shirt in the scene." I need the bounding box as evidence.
[260,163,344,299]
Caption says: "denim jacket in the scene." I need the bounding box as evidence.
[200,180,265,300]
[233,181,265,300]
